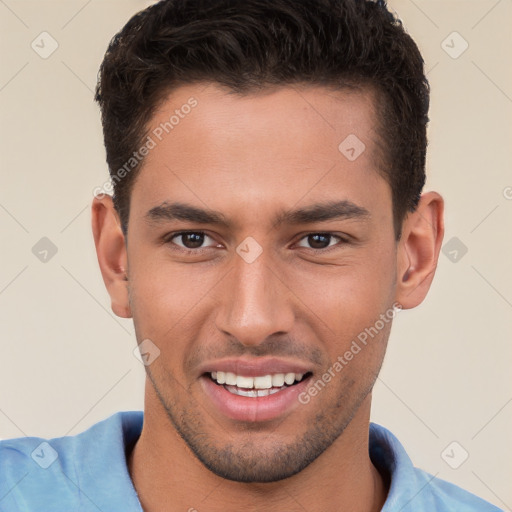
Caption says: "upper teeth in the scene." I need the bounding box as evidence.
[211,371,304,389]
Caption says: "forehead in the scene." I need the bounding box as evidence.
[147,82,380,159]
[131,82,390,225]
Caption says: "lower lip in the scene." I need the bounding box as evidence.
[201,375,311,422]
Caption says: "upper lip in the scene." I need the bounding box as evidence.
[198,357,312,377]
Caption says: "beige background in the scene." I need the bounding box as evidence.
[0,0,511,509]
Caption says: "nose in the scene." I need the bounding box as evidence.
[215,251,295,347]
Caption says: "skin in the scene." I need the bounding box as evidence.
[92,83,444,512]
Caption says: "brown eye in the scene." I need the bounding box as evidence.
[297,233,343,250]
[171,232,215,249]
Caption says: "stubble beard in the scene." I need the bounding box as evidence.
[145,366,380,483]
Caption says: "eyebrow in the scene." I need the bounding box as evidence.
[145,200,370,228]
[146,202,230,228]
[273,200,370,226]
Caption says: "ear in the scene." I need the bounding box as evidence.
[396,191,444,309]
[91,195,132,318]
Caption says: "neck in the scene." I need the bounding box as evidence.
[128,388,387,512]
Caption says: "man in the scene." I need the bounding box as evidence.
[0,0,502,511]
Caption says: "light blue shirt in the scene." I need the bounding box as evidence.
[0,411,502,511]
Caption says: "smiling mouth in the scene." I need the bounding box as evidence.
[208,371,312,398]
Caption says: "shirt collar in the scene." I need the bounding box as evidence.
[89,413,433,511]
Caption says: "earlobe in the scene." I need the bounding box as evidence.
[396,191,444,309]
[91,195,132,318]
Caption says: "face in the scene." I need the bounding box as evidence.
[124,83,400,482]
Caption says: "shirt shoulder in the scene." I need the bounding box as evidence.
[370,423,504,512]
[0,411,143,512]
[414,466,504,512]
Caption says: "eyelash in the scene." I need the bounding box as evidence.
[165,231,349,254]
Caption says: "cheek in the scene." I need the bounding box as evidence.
[288,248,397,362]
[129,247,214,327]
[295,260,395,331]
